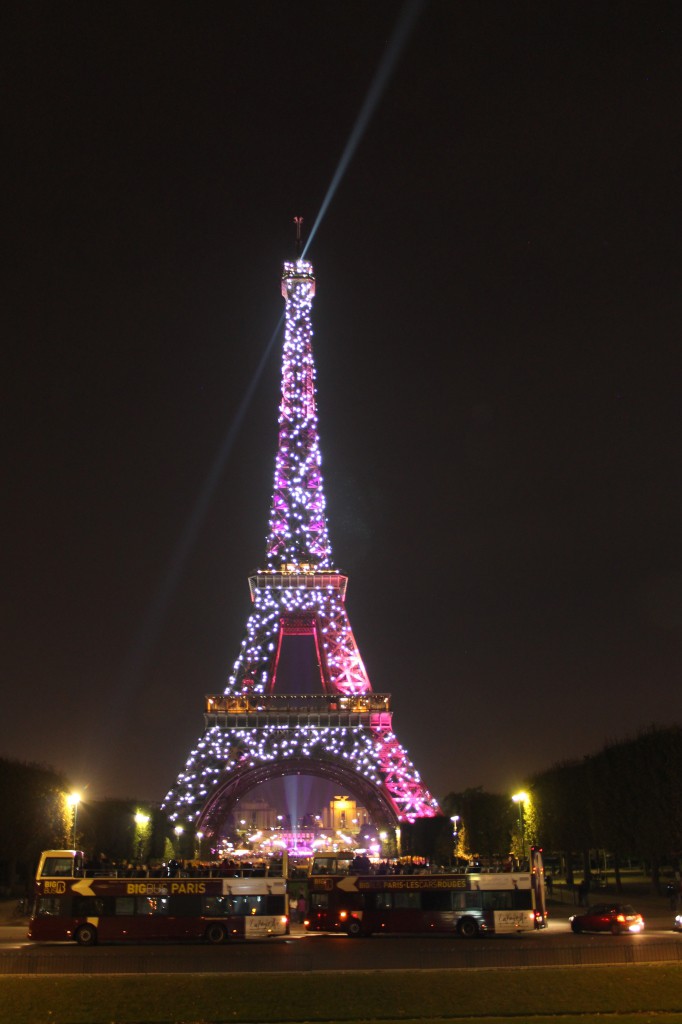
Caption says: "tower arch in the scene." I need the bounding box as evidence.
[197,756,399,837]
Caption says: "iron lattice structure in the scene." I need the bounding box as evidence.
[163,257,440,833]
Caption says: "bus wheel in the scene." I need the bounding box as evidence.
[347,920,364,938]
[74,924,97,947]
[458,917,478,939]
[205,923,227,945]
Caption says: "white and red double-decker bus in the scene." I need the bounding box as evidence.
[28,851,288,946]
[305,859,546,938]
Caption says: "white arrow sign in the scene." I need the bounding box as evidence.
[72,878,95,897]
[337,876,359,892]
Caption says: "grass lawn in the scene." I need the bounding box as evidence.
[3,964,682,1023]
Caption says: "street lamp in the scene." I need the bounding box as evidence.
[67,793,81,849]
[134,811,150,860]
[512,792,528,863]
[450,815,460,862]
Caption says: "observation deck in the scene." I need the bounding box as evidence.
[205,693,391,730]
[249,567,348,600]
[281,259,315,294]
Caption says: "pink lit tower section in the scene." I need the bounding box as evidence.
[163,245,440,832]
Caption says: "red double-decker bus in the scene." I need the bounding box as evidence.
[305,866,546,938]
[28,851,289,946]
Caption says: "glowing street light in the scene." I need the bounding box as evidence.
[134,811,150,860]
[450,815,460,860]
[512,792,529,862]
[67,793,81,849]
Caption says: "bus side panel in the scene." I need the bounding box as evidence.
[244,915,284,939]
[28,917,72,942]
[29,897,74,941]
[493,909,535,933]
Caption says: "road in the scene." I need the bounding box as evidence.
[1,919,681,974]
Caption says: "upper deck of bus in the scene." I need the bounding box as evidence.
[34,850,288,898]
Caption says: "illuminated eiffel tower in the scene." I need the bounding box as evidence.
[164,230,440,838]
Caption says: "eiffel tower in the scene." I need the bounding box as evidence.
[163,232,440,839]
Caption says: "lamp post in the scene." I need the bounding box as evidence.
[67,793,81,849]
[134,811,150,861]
[512,792,528,864]
[450,815,460,864]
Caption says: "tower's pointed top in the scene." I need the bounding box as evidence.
[293,216,304,258]
[269,233,328,571]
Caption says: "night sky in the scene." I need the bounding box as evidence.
[3,1,682,809]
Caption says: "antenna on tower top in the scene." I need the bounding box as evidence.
[293,216,304,257]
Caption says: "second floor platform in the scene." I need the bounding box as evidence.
[204,692,392,730]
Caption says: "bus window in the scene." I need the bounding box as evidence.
[310,858,333,875]
[40,857,74,878]
[72,896,105,917]
[479,890,532,911]
[36,898,62,916]
[203,896,229,917]
[115,898,136,915]
[422,890,452,912]
[310,855,353,876]
[511,891,533,909]
[310,892,329,912]
[136,897,169,916]
[232,895,264,916]
[393,891,421,910]
[481,891,512,910]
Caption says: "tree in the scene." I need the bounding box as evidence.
[441,788,515,862]
[530,726,682,893]
[0,757,69,893]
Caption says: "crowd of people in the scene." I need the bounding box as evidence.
[83,856,283,879]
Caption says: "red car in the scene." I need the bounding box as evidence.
[569,903,644,935]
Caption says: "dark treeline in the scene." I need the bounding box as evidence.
[443,726,682,893]
[0,758,164,896]
[0,758,68,894]
[530,725,682,892]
